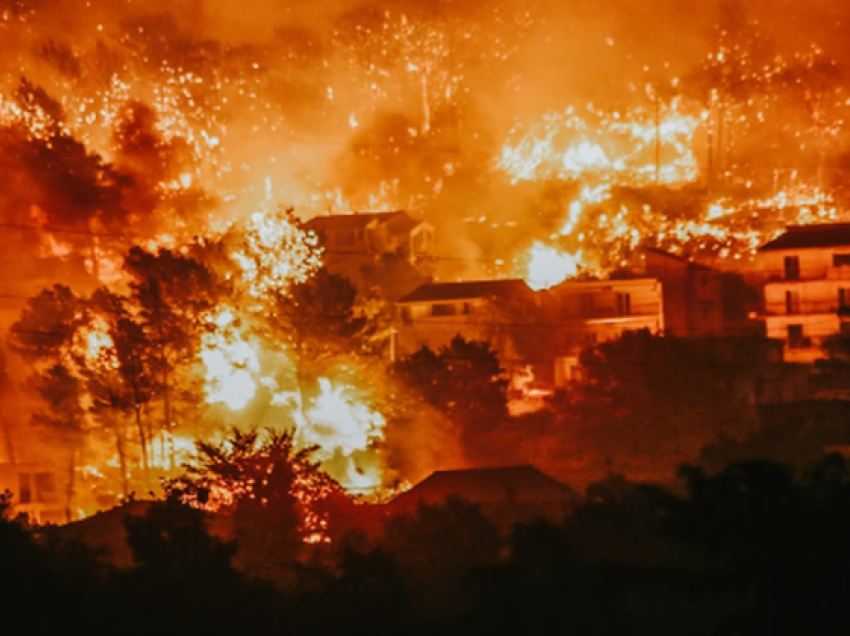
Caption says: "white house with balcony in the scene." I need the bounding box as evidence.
[757,223,850,363]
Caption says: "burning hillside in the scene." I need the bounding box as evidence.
[2,0,850,520]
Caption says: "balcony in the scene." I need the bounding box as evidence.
[763,267,850,283]
[764,300,850,316]
[561,302,662,321]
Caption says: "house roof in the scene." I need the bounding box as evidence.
[546,277,659,296]
[758,224,850,252]
[643,247,714,272]
[397,279,532,304]
[390,465,579,510]
[304,210,417,232]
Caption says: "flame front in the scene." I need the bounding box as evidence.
[200,308,260,412]
[525,242,582,291]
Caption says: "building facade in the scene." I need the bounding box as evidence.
[544,277,665,384]
[758,224,850,363]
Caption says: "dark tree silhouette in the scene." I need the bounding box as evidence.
[166,428,344,585]
[124,246,221,445]
[394,335,509,453]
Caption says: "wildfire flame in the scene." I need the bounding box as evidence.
[200,309,260,411]
[269,376,386,495]
[525,242,583,291]
[232,206,323,301]
[499,102,701,186]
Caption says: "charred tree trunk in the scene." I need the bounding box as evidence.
[65,447,76,523]
[134,402,149,478]
[111,416,130,498]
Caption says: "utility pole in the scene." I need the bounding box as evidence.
[654,91,661,184]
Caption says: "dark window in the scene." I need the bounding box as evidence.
[840,288,850,311]
[616,293,631,316]
[34,472,57,503]
[834,253,850,267]
[787,324,805,348]
[400,307,412,323]
[431,303,457,316]
[784,256,800,280]
[841,321,850,336]
[18,473,32,504]
[462,302,472,315]
[786,291,800,314]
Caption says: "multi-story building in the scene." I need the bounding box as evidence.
[642,248,757,338]
[758,223,850,363]
[0,461,64,524]
[394,277,664,389]
[305,210,434,265]
[544,277,665,384]
[394,279,536,359]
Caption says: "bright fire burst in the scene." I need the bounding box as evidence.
[268,376,386,496]
[525,242,582,291]
[200,308,260,411]
[499,101,701,186]
[232,206,323,301]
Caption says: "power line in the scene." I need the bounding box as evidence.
[0,221,128,238]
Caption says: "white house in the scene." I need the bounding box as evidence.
[757,223,850,363]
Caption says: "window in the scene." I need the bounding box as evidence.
[784,255,800,280]
[400,307,412,323]
[616,292,631,316]
[431,303,457,316]
[840,288,850,313]
[18,473,32,505]
[787,324,806,348]
[34,472,57,503]
[834,253,850,267]
[785,290,801,315]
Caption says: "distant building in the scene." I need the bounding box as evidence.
[388,465,580,531]
[305,210,434,265]
[395,276,665,389]
[0,462,64,524]
[304,210,435,299]
[394,278,536,358]
[643,248,757,338]
[544,278,665,384]
[757,223,850,362]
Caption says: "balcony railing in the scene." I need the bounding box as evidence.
[560,303,662,320]
[763,267,850,283]
[765,300,850,316]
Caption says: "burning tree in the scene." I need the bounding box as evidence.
[9,285,88,520]
[124,245,223,468]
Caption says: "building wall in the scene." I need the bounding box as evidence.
[395,296,519,360]
[0,462,65,524]
[761,246,850,362]
[644,251,726,337]
[760,246,850,282]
